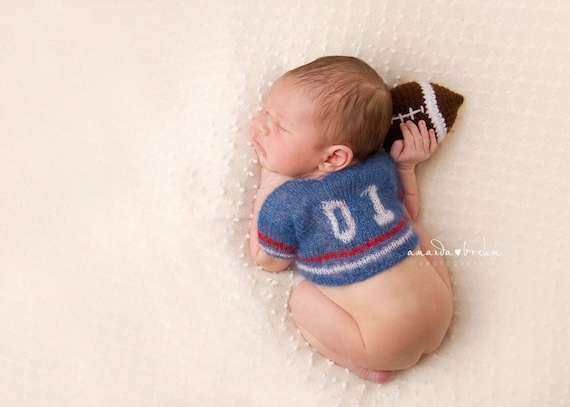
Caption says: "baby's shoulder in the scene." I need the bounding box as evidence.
[264,178,317,211]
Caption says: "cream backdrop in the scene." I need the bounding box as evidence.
[1,1,569,406]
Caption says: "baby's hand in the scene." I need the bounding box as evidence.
[390,120,437,171]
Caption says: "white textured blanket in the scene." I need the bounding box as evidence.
[1,1,569,406]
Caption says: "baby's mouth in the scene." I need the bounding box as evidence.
[252,137,266,156]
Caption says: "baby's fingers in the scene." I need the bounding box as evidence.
[428,128,437,155]
[400,121,422,149]
[400,121,416,143]
[417,120,438,154]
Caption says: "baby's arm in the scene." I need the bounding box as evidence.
[249,168,293,272]
[389,120,437,221]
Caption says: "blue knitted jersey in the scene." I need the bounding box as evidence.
[257,152,419,286]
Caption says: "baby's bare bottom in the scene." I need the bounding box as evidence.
[289,225,453,383]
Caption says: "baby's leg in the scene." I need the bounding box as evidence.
[289,280,393,384]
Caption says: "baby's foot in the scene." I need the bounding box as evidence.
[353,367,394,384]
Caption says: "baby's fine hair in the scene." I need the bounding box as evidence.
[283,56,392,162]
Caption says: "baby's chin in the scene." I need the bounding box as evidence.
[254,153,271,171]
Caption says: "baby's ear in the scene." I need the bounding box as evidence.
[320,145,353,173]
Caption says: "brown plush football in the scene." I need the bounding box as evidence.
[382,82,464,152]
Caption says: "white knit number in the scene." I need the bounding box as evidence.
[323,185,396,243]
[322,200,357,243]
[361,185,396,227]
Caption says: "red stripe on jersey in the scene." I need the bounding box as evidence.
[298,217,407,264]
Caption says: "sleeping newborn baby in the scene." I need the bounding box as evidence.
[249,56,453,383]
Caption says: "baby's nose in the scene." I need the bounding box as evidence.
[254,114,271,136]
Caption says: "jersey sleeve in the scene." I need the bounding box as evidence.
[257,184,298,260]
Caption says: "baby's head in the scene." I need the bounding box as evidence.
[251,56,392,178]
[282,56,392,163]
